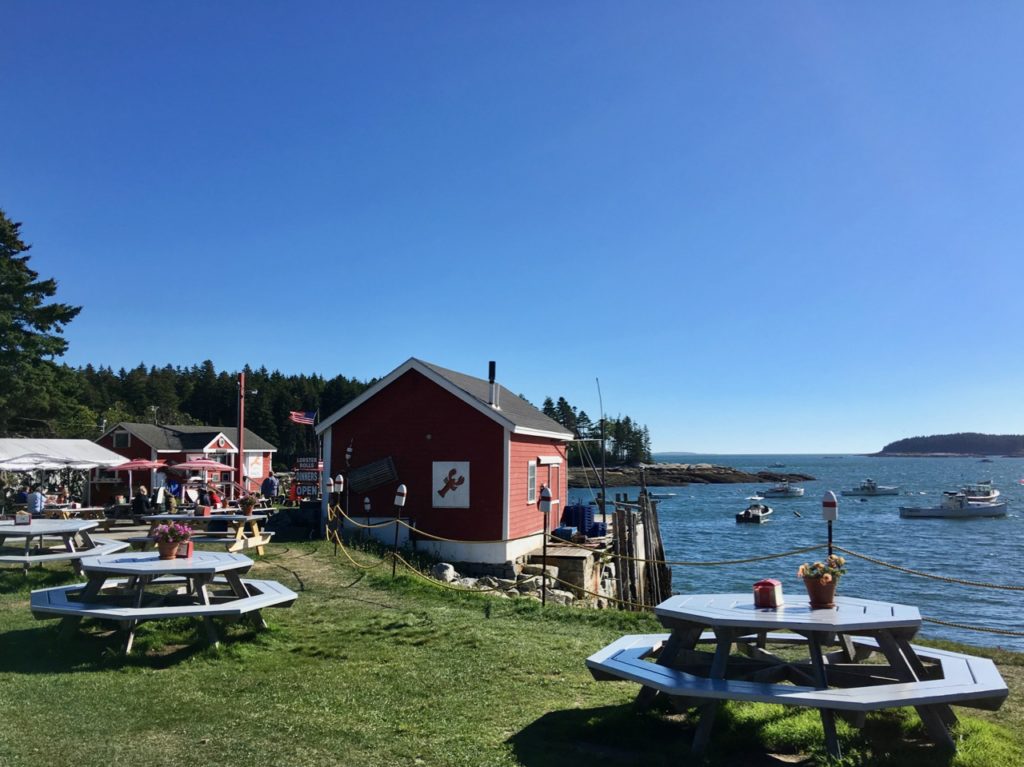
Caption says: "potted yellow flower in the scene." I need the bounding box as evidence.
[797,554,846,608]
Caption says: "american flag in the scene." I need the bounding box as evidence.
[289,410,316,425]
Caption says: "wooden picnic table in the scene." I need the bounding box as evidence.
[0,519,127,573]
[141,513,272,555]
[587,593,1007,759]
[43,506,107,520]
[31,550,296,653]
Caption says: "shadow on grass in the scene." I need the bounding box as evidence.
[508,700,967,767]
[0,568,76,592]
[0,618,267,674]
[506,702,799,767]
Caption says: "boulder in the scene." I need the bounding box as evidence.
[432,563,458,583]
[520,563,559,579]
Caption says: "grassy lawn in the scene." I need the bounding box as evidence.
[0,541,1021,767]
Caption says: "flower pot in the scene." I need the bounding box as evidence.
[803,576,838,608]
[157,541,180,560]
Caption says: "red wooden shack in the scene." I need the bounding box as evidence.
[316,359,574,565]
[91,422,277,503]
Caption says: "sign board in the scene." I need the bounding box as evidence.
[294,456,322,498]
[246,455,263,479]
[432,461,470,508]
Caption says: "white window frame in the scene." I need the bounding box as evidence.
[112,431,130,448]
[527,461,537,504]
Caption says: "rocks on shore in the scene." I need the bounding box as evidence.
[568,463,814,488]
[429,561,592,606]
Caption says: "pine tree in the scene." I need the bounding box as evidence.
[0,209,81,434]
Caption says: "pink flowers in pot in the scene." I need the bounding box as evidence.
[152,521,192,544]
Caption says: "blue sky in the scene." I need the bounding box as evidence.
[3,3,1024,453]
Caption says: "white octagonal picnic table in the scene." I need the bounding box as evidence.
[588,593,1007,759]
[0,518,126,573]
[33,550,297,654]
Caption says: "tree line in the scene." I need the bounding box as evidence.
[881,433,1024,456]
[541,396,652,465]
[2,207,654,469]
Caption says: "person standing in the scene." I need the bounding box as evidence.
[261,471,279,499]
[27,484,48,516]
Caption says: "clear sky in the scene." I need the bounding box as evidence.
[3,3,1024,453]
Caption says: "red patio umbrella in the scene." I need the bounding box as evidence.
[110,459,167,472]
[168,459,236,472]
[108,459,167,500]
[169,459,235,500]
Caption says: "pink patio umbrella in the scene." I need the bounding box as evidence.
[108,459,167,500]
[168,459,235,500]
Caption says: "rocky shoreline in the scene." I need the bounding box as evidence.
[568,463,814,488]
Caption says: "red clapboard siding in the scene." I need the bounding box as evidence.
[329,369,506,542]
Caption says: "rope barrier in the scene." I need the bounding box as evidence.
[328,529,387,571]
[835,546,1024,591]
[324,506,1024,636]
[921,616,1024,637]
[332,504,822,567]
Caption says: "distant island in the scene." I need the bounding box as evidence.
[568,463,813,488]
[877,432,1024,457]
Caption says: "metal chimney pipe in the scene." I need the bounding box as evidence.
[488,361,499,409]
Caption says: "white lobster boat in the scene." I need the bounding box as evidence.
[899,492,1007,519]
[761,481,804,498]
[840,478,900,497]
[736,497,773,524]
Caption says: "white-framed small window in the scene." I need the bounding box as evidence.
[112,431,130,448]
[527,461,537,503]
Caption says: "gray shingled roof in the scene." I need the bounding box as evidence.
[414,359,573,437]
[115,423,276,452]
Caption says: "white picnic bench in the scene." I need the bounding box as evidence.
[30,551,297,654]
[0,519,129,573]
[587,594,1008,759]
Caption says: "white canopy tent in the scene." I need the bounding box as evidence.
[0,439,126,471]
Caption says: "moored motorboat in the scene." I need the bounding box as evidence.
[736,496,773,523]
[761,481,804,498]
[840,478,900,497]
[899,492,1007,519]
[962,480,1000,502]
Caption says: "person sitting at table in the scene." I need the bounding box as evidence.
[26,484,47,516]
[196,484,212,509]
[14,484,29,504]
[131,485,152,517]
[209,486,223,509]
[55,485,70,504]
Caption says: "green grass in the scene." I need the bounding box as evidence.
[0,543,1020,767]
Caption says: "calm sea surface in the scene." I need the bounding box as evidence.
[572,453,1024,651]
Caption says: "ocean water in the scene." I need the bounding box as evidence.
[570,453,1024,651]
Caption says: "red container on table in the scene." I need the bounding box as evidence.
[197,506,212,517]
[753,579,784,608]
[176,540,194,558]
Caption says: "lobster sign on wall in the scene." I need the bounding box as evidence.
[432,461,470,508]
